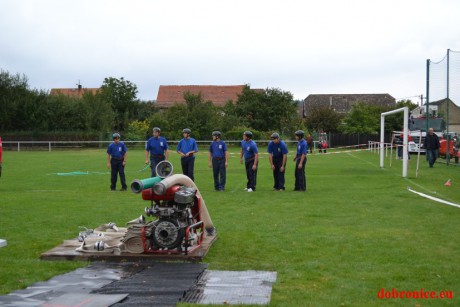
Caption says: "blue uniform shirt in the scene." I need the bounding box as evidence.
[296,139,308,156]
[209,140,227,158]
[107,141,127,159]
[146,136,169,155]
[177,138,198,156]
[241,139,258,160]
[267,140,288,158]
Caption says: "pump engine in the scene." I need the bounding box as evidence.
[141,185,202,251]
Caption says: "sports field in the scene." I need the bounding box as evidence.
[1,146,460,306]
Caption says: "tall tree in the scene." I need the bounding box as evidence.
[98,77,138,131]
[235,85,297,132]
[164,92,221,139]
[305,106,342,133]
[0,70,29,131]
[339,102,384,134]
[81,91,114,132]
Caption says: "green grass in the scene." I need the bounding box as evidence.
[1,146,460,306]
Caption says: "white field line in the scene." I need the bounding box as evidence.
[407,187,460,209]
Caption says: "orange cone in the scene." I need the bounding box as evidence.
[444,179,451,187]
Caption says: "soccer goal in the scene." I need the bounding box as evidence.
[380,107,408,177]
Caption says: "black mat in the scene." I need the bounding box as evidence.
[0,262,207,307]
[93,262,207,307]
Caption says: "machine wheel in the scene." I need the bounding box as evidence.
[152,218,184,249]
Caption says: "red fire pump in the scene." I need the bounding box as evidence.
[139,183,205,254]
[129,162,215,255]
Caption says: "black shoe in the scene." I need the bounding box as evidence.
[120,188,127,191]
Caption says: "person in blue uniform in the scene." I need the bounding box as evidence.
[177,128,198,181]
[294,130,307,191]
[145,127,169,177]
[240,131,258,192]
[267,132,288,191]
[208,131,228,191]
[106,133,128,191]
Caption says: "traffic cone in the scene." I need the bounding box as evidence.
[444,179,451,187]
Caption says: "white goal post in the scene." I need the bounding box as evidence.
[380,107,408,177]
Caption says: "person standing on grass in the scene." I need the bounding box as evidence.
[177,128,198,181]
[208,131,228,191]
[145,127,169,177]
[106,133,128,191]
[423,127,440,168]
[267,132,288,191]
[306,133,313,154]
[294,130,307,191]
[453,135,459,164]
[240,131,258,192]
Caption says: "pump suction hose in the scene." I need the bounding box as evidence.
[130,176,163,193]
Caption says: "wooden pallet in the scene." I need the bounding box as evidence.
[41,233,217,262]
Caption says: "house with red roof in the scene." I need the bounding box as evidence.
[156,85,261,109]
[50,85,100,98]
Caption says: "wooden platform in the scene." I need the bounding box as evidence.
[41,234,217,262]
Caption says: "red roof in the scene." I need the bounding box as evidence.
[156,85,248,108]
[50,87,100,98]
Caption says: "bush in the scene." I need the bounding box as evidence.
[225,126,263,140]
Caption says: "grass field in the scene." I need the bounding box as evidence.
[1,145,460,306]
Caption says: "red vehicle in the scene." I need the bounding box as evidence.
[439,136,460,164]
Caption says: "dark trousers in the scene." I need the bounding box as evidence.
[212,158,226,190]
[272,158,285,190]
[245,159,257,190]
[150,156,165,177]
[397,145,403,158]
[294,157,306,191]
[181,156,195,181]
[426,149,438,167]
[110,158,127,190]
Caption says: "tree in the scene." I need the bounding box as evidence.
[98,77,138,131]
[235,85,297,132]
[339,102,382,134]
[164,92,222,139]
[0,70,29,131]
[339,100,420,134]
[81,91,114,132]
[305,106,342,133]
[385,100,418,133]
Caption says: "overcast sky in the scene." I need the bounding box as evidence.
[1,0,460,105]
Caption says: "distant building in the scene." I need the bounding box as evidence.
[430,98,460,134]
[50,84,100,98]
[303,94,396,117]
[156,85,263,109]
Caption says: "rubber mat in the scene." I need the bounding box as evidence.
[40,293,128,307]
[181,270,277,305]
[0,262,206,307]
[93,262,207,307]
